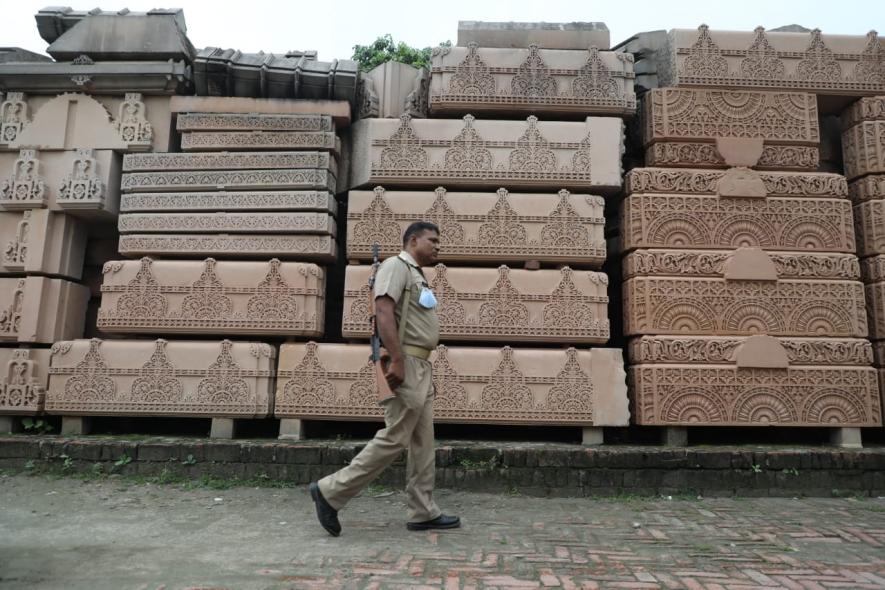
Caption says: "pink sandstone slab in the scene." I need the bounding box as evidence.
[348,114,624,193]
[97,258,324,336]
[120,168,335,193]
[0,348,51,415]
[117,212,336,235]
[1,92,171,152]
[357,61,428,119]
[117,234,337,262]
[180,131,340,156]
[853,200,885,257]
[346,187,606,266]
[0,277,89,343]
[848,175,885,203]
[120,190,336,215]
[624,167,848,198]
[275,342,628,426]
[168,96,351,128]
[623,248,867,338]
[457,21,611,51]
[861,256,885,342]
[45,339,275,418]
[0,209,87,279]
[0,148,122,217]
[842,121,885,181]
[628,363,881,427]
[644,142,819,170]
[176,113,335,133]
[122,151,337,177]
[841,96,885,130]
[623,250,859,281]
[657,26,885,96]
[343,265,609,344]
[642,88,820,148]
[621,193,854,253]
[428,44,636,117]
[628,335,873,366]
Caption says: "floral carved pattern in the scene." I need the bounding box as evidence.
[424,187,466,243]
[448,43,496,95]
[58,149,105,205]
[0,279,25,337]
[196,341,250,404]
[114,258,169,318]
[572,47,622,99]
[1,150,46,206]
[379,114,428,170]
[510,44,557,97]
[180,259,234,320]
[508,116,557,172]
[281,342,336,408]
[61,339,117,402]
[0,350,44,412]
[431,346,468,409]
[480,348,534,410]
[855,31,885,84]
[246,259,298,320]
[682,24,729,78]
[130,340,183,403]
[0,92,29,146]
[443,114,493,171]
[115,93,152,147]
[796,29,842,82]
[4,210,30,267]
[428,265,466,325]
[477,189,528,246]
[546,349,593,414]
[477,267,530,328]
[740,27,786,80]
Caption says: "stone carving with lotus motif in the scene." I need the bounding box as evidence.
[275,342,628,426]
[117,234,337,261]
[97,258,324,336]
[429,43,636,116]
[348,114,624,193]
[346,187,605,266]
[45,339,275,418]
[658,26,885,96]
[0,348,50,415]
[621,194,855,252]
[343,265,609,343]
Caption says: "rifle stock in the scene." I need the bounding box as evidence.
[369,244,396,402]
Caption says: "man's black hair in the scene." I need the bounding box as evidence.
[402,221,440,245]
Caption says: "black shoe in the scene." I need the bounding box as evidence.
[309,482,341,537]
[406,514,461,531]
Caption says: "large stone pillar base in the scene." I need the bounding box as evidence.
[210,418,237,439]
[661,426,688,447]
[582,427,603,446]
[278,418,304,440]
[61,416,91,436]
[830,427,862,449]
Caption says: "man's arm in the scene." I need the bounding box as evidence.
[375,295,406,390]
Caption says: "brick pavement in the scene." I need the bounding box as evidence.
[1,474,884,589]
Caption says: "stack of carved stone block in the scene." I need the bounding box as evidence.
[842,96,885,417]
[276,22,635,442]
[623,86,881,446]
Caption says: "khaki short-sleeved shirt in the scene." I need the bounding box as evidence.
[374,251,440,350]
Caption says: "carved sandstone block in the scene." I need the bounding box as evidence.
[628,335,873,366]
[45,339,275,418]
[657,26,885,96]
[874,342,885,367]
[628,365,880,426]
[0,348,51,415]
[0,210,87,279]
[848,175,885,203]
[624,167,848,198]
[122,151,337,177]
[428,44,636,117]
[357,61,428,119]
[853,200,885,257]
[275,342,628,426]
[117,234,337,262]
[623,250,860,281]
[120,168,335,193]
[621,194,855,253]
[117,212,336,235]
[176,113,335,132]
[0,277,89,343]
[644,142,819,170]
[97,258,324,336]
[841,96,885,130]
[346,187,606,266]
[343,265,609,343]
[120,191,336,215]
[623,249,867,337]
[0,148,122,217]
[348,114,624,193]
[842,121,885,180]
[180,131,340,155]
[169,96,351,128]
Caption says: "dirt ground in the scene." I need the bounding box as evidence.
[2,472,885,589]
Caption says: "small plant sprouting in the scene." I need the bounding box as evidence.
[22,418,53,434]
[750,464,763,474]
[114,454,133,468]
[181,454,197,466]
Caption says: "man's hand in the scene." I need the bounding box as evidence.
[385,357,406,390]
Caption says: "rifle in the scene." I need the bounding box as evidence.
[369,244,396,402]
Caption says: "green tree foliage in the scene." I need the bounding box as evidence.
[352,34,451,72]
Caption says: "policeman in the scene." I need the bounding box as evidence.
[310,221,461,536]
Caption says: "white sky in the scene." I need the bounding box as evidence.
[2,0,884,61]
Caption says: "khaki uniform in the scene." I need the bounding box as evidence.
[318,251,441,523]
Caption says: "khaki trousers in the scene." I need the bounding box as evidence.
[318,355,441,523]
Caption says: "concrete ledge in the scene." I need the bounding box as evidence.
[1,436,883,497]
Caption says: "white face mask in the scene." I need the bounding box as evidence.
[418,287,438,309]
